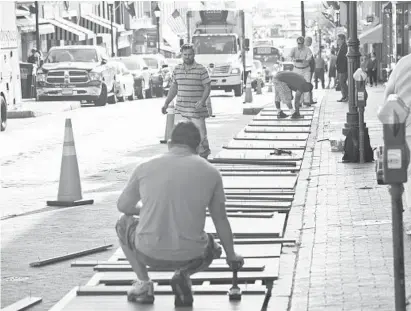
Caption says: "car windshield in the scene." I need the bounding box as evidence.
[142,58,159,69]
[118,58,141,71]
[193,35,237,54]
[45,49,98,63]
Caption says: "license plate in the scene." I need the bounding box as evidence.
[62,89,73,95]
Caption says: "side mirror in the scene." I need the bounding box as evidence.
[101,58,108,65]
[143,66,149,70]
[162,64,168,68]
[179,39,184,47]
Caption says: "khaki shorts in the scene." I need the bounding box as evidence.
[115,215,222,275]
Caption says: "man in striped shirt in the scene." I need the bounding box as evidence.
[162,44,212,159]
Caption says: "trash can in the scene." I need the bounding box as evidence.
[20,62,34,99]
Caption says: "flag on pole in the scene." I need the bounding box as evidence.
[167,9,186,36]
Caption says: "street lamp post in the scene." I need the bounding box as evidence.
[343,1,360,135]
[35,1,40,52]
[301,1,305,37]
[154,5,161,54]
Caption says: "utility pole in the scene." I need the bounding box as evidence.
[110,3,115,57]
[301,1,305,37]
[35,1,40,51]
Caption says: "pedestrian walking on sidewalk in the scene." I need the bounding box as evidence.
[272,70,313,119]
[383,52,411,235]
[367,53,378,87]
[116,121,244,306]
[162,44,212,159]
[327,50,337,89]
[289,36,313,106]
[305,36,317,105]
[314,53,326,89]
[336,34,348,102]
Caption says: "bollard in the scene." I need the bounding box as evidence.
[160,101,175,144]
[376,93,410,311]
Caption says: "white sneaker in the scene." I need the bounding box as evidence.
[127,280,155,304]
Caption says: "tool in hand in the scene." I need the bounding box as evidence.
[228,260,244,301]
[270,148,292,156]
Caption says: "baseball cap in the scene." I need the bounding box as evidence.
[297,36,305,44]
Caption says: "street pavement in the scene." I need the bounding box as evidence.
[0,89,272,310]
[7,99,82,119]
[288,85,411,311]
[2,85,410,311]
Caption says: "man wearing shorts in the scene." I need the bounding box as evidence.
[289,36,313,106]
[162,44,212,159]
[116,121,244,306]
[272,70,313,119]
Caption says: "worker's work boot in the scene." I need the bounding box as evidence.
[127,280,155,304]
[171,271,193,307]
[291,112,303,119]
[277,111,288,119]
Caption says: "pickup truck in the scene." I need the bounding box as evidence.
[36,45,116,106]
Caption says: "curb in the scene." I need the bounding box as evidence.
[7,101,82,119]
[270,91,327,311]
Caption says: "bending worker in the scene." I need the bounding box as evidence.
[116,121,244,307]
[272,70,313,119]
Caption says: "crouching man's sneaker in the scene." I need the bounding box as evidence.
[171,271,193,307]
[291,112,303,119]
[277,111,288,119]
[127,280,155,304]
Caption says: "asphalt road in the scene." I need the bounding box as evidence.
[1,91,267,310]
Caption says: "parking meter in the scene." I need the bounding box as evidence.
[377,94,410,184]
[353,68,368,163]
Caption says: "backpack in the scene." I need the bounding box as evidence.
[342,128,374,163]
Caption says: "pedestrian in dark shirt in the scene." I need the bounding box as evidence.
[336,34,348,102]
[367,53,378,86]
[272,71,313,119]
[27,49,37,64]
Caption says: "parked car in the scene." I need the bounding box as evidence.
[0,95,7,132]
[161,58,181,96]
[251,60,265,90]
[112,56,151,100]
[110,61,135,102]
[138,54,168,98]
[36,45,116,106]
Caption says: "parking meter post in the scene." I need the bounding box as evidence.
[355,80,366,163]
[377,94,410,311]
[389,183,407,311]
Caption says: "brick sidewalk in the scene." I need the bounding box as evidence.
[289,86,411,311]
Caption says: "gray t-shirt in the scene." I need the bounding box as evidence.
[121,146,226,261]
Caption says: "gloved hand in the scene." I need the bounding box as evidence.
[226,253,244,270]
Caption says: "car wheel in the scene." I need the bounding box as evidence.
[1,96,7,132]
[234,82,243,97]
[95,85,108,106]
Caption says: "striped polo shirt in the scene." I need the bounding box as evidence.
[172,61,211,118]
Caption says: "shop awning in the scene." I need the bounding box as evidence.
[47,18,96,41]
[359,24,382,45]
[45,17,96,41]
[79,13,127,35]
[16,17,55,35]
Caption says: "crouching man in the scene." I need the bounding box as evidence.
[115,121,244,307]
[272,70,314,119]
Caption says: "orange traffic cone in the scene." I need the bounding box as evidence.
[244,76,253,103]
[47,119,93,207]
[160,101,175,144]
